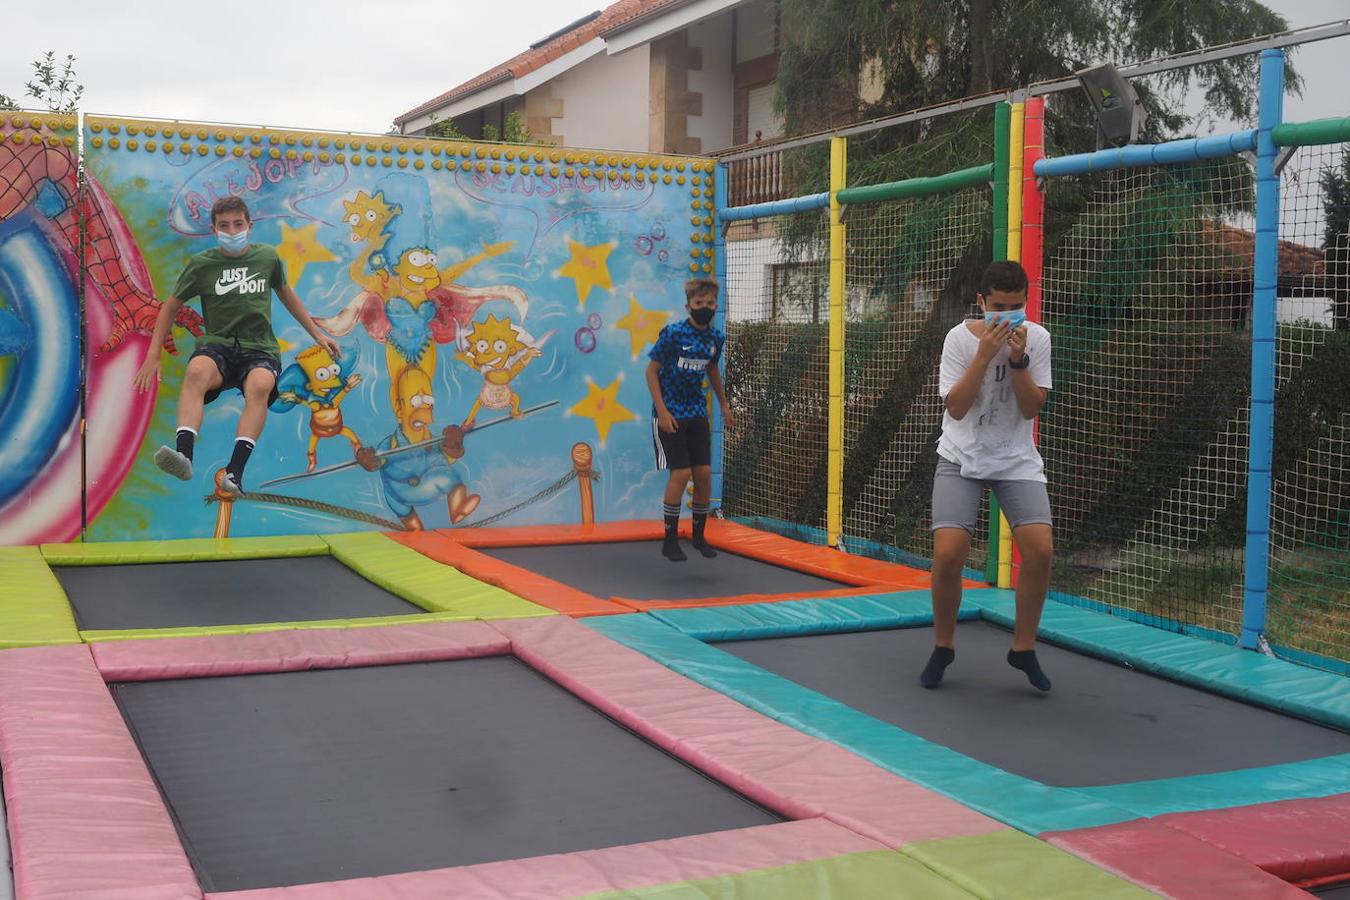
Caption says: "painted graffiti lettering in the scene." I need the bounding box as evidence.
[172,155,339,232]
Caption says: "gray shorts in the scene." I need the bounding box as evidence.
[931,458,1053,533]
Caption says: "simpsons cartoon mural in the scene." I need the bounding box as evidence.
[2,111,716,543]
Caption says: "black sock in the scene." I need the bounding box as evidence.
[175,427,196,462]
[661,502,685,561]
[226,437,255,488]
[920,646,955,689]
[691,504,716,557]
[1008,649,1052,692]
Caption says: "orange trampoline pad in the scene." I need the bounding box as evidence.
[392,520,974,615]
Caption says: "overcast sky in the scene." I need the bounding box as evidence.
[2,0,1345,137]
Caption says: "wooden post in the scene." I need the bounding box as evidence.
[212,468,235,538]
[571,442,595,526]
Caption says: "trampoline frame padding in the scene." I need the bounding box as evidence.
[0,617,1016,899]
[590,587,1350,891]
[55,556,427,631]
[479,540,850,602]
[7,533,551,647]
[117,655,788,891]
[712,622,1349,787]
[393,518,949,615]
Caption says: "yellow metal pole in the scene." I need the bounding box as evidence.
[998,103,1025,589]
[827,136,847,547]
[1007,103,1025,262]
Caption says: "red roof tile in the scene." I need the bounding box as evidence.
[396,0,690,125]
[1203,222,1326,278]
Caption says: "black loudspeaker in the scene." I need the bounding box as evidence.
[1077,63,1147,148]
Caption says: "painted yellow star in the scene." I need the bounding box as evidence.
[277,336,298,354]
[556,238,615,308]
[277,222,337,285]
[567,375,637,446]
[613,295,671,359]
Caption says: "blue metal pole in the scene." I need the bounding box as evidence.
[718,191,830,222]
[1242,49,1284,650]
[711,161,730,512]
[1033,130,1257,178]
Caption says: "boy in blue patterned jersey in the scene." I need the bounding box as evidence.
[646,278,734,561]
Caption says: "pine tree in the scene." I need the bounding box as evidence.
[1321,152,1350,330]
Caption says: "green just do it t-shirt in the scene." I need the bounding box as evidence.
[172,244,288,355]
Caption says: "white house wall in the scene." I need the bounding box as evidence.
[687,15,735,153]
[553,44,651,152]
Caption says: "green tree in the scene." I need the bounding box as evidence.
[1321,150,1350,330]
[773,0,1295,188]
[426,110,547,146]
[0,51,85,112]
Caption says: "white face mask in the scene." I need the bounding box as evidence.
[216,228,250,253]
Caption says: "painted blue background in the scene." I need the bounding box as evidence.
[83,120,715,540]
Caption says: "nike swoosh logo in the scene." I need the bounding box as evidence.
[215,271,264,295]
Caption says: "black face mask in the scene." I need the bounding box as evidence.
[689,307,715,325]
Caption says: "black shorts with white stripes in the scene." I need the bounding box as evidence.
[653,416,712,471]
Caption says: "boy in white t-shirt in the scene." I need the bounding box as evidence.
[920,260,1055,692]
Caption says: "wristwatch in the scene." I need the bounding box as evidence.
[1008,351,1030,370]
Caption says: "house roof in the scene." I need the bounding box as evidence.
[1204,222,1326,278]
[395,0,690,126]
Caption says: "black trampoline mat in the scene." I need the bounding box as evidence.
[480,540,849,601]
[1313,883,1350,899]
[56,556,424,630]
[114,656,782,892]
[715,622,1350,787]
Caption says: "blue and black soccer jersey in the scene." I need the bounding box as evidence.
[648,319,724,419]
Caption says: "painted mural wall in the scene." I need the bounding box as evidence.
[0,113,84,545]
[0,111,717,544]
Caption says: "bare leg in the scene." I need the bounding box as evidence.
[1010,524,1053,651]
[1006,523,1054,691]
[690,465,715,557]
[691,466,711,507]
[237,368,275,441]
[930,527,972,648]
[177,356,223,431]
[664,468,691,507]
[219,368,275,494]
[920,527,971,688]
[156,357,223,480]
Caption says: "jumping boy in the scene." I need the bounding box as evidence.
[132,196,340,495]
[921,260,1055,692]
[646,277,734,562]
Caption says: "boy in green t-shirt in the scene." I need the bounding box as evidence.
[133,196,340,495]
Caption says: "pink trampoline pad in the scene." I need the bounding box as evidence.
[497,615,1006,847]
[91,620,511,681]
[0,644,199,900]
[1156,793,1350,885]
[1045,818,1309,900]
[2,614,1005,896]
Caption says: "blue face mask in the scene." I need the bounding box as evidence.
[216,228,250,254]
[983,309,1026,329]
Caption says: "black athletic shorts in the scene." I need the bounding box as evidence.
[191,344,282,405]
[653,415,712,471]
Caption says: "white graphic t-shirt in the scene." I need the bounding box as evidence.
[936,319,1053,482]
